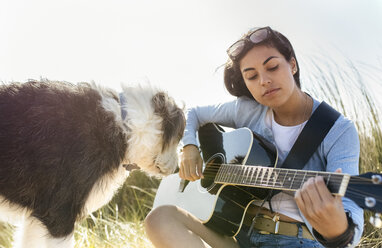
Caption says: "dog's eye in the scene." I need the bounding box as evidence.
[153,155,159,164]
[155,165,162,173]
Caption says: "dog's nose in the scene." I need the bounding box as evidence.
[123,163,140,171]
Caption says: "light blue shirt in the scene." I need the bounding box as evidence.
[182,96,364,247]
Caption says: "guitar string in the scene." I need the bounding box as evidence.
[179,161,382,201]
[186,172,382,202]
[199,162,375,181]
[197,167,373,183]
[193,170,382,201]
[199,173,362,185]
[200,171,374,184]
[199,173,374,185]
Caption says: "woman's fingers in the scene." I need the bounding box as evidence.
[180,145,203,181]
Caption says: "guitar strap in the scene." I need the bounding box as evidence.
[249,101,341,236]
[251,101,340,237]
[266,101,341,214]
[281,101,341,170]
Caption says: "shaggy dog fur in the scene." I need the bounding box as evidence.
[0,80,185,248]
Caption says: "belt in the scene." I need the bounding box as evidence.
[244,215,314,240]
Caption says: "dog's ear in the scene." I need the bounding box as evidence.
[151,92,169,116]
[151,92,185,151]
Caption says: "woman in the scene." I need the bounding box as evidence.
[145,26,363,248]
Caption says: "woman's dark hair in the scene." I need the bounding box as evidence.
[224,27,300,100]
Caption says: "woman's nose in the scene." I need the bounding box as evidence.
[259,73,271,85]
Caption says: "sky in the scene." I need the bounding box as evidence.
[1,0,382,108]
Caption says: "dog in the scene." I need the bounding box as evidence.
[0,80,185,248]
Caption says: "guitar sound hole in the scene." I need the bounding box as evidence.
[201,155,224,194]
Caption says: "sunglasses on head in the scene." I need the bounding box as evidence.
[227,26,277,61]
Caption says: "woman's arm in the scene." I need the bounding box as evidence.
[295,118,363,247]
[181,100,238,147]
[180,99,239,181]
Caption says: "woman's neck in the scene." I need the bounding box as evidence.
[272,90,312,126]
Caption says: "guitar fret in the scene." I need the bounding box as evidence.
[269,169,275,187]
[261,167,266,185]
[218,165,225,183]
[272,169,279,188]
[233,166,240,184]
[260,167,265,185]
[289,170,298,189]
[226,166,235,182]
[300,171,307,189]
[249,167,255,185]
[231,165,237,184]
[255,167,260,185]
[328,173,343,194]
[298,171,314,188]
[236,166,242,184]
[248,167,253,185]
[230,165,236,183]
[267,168,272,186]
[280,169,289,189]
[239,166,245,184]
[215,165,221,182]
[266,168,272,186]
[215,164,346,196]
[244,166,250,184]
[217,164,226,182]
[242,166,247,184]
[239,166,244,184]
[222,165,229,182]
[231,166,237,184]
[225,165,231,182]
[226,165,233,183]
[326,173,331,187]
[257,167,264,185]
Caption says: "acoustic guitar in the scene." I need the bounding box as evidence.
[153,123,382,237]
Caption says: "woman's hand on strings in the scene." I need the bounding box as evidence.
[295,168,349,240]
[179,145,203,181]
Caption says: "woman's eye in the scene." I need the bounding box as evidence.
[268,65,279,71]
[247,74,258,80]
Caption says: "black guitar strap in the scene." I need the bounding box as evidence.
[265,101,340,214]
[249,101,341,236]
[281,101,341,170]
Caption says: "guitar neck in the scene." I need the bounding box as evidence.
[215,164,350,196]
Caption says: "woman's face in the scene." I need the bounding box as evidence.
[239,45,297,108]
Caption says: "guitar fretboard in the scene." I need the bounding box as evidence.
[214,164,350,196]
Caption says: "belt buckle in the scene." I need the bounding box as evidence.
[272,215,280,234]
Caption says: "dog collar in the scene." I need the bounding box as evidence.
[119,93,128,120]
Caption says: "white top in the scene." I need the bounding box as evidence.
[254,111,307,222]
[271,111,307,162]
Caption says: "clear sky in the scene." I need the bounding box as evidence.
[1,0,382,108]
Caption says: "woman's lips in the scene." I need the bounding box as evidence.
[263,88,280,96]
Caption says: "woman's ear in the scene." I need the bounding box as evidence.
[290,57,297,75]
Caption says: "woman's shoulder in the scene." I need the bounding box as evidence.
[314,100,359,147]
[311,98,355,129]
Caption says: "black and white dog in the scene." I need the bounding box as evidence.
[0,80,185,248]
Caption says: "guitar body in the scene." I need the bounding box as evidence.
[153,123,382,236]
[153,123,277,236]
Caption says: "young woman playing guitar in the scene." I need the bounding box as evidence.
[145,26,363,248]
